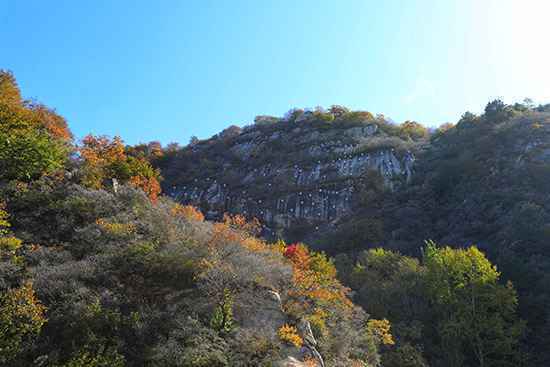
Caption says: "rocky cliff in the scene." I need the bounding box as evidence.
[159,109,425,239]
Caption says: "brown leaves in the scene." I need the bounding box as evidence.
[170,204,205,222]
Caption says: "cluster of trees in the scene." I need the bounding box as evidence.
[0,71,71,181]
[0,179,390,366]
[336,243,525,367]
[3,68,549,366]
[0,70,389,366]
[323,98,550,366]
[252,105,429,143]
[78,135,162,202]
[140,97,550,366]
[0,70,162,203]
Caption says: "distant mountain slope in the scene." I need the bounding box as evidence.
[157,107,427,241]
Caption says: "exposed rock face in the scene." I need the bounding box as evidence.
[275,356,310,367]
[162,118,420,236]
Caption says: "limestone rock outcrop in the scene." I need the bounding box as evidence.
[162,116,421,237]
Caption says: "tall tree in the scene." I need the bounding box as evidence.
[0,70,70,181]
[424,241,525,367]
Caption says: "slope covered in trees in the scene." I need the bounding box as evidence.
[0,69,543,366]
[327,100,550,366]
[154,106,425,243]
[0,70,390,366]
[155,98,550,365]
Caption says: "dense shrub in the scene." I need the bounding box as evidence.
[0,179,384,366]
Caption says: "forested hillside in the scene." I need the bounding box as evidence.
[0,71,393,366]
[1,69,547,367]
[329,100,550,366]
[156,99,550,366]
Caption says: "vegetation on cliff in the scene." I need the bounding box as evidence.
[329,99,550,366]
[1,69,546,366]
[153,96,550,365]
[0,70,386,367]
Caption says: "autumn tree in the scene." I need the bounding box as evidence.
[78,135,162,202]
[171,204,205,222]
[329,105,349,118]
[399,120,429,140]
[283,243,353,334]
[432,122,455,140]
[0,203,47,364]
[126,141,164,161]
[0,283,47,364]
[0,70,70,181]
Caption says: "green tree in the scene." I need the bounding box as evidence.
[59,349,125,367]
[210,288,234,333]
[0,127,68,181]
[0,70,69,181]
[349,248,428,367]
[455,111,479,129]
[423,241,525,367]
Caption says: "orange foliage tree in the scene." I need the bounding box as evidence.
[170,204,205,222]
[283,242,353,333]
[78,135,162,202]
[0,70,71,181]
[223,213,261,237]
[206,213,262,252]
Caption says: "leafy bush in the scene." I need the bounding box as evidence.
[278,324,303,347]
[0,282,47,364]
[398,121,429,141]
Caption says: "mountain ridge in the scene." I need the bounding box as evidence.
[154,102,550,365]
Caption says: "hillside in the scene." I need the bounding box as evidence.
[156,107,426,242]
[1,70,546,367]
[158,101,550,366]
[0,71,387,366]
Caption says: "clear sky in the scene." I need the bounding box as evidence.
[2,0,550,145]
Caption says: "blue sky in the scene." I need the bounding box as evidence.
[2,0,550,145]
